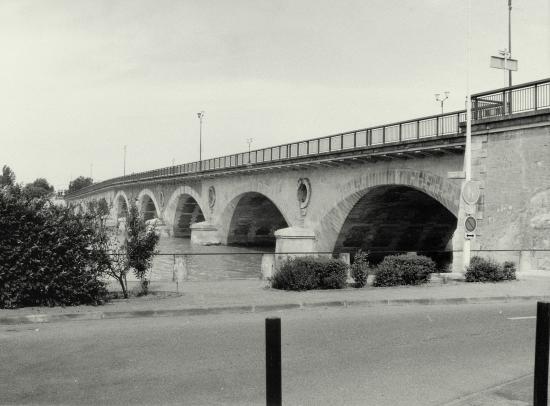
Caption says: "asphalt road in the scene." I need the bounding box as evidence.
[0,302,540,405]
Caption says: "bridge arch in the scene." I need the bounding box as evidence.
[165,186,207,238]
[219,191,291,247]
[137,189,161,221]
[315,169,461,266]
[113,191,130,218]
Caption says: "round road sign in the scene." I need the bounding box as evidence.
[462,181,481,205]
[465,216,477,232]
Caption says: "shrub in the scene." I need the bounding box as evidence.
[271,256,347,291]
[0,187,109,308]
[502,261,517,280]
[316,258,348,289]
[373,254,435,287]
[350,250,369,288]
[465,256,516,282]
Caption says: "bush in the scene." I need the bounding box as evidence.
[350,250,369,288]
[271,256,348,291]
[0,187,109,308]
[465,256,516,282]
[317,258,348,289]
[373,254,435,287]
[502,261,517,280]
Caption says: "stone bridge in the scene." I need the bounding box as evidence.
[66,78,550,272]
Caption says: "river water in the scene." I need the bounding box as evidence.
[148,238,273,282]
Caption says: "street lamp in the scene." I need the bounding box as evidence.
[435,91,450,114]
[246,138,254,163]
[197,111,205,170]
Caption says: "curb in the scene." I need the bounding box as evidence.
[1,295,549,326]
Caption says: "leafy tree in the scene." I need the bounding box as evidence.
[0,187,109,308]
[86,198,110,219]
[104,202,159,298]
[98,198,110,217]
[68,176,93,193]
[0,165,15,187]
[23,178,54,199]
[126,203,160,294]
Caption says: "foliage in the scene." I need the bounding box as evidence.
[97,198,110,217]
[271,258,319,291]
[23,178,54,199]
[0,165,15,187]
[350,250,369,288]
[104,202,159,297]
[271,256,348,291]
[465,256,516,282]
[68,176,93,193]
[126,204,159,294]
[502,261,517,280]
[0,187,109,308]
[87,198,110,218]
[373,254,435,287]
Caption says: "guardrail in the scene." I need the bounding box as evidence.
[472,78,550,120]
[66,110,466,197]
[66,78,550,198]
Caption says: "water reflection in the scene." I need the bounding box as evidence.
[149,238,274,281]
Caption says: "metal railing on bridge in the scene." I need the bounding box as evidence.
[471,78,550,120]
[67,78,550,198]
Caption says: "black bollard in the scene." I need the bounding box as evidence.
[534,302,550,406]
[266,317,282,406]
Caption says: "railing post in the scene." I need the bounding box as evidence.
[266,317,282,406]
[382,127,386,144]
[502,91,507,116]
[367,130,371,146]
[398,124,402,142]
[353,132,357,148]
[534,301,550,406]
[435,117,439,136]
[328,137,332,151]
[534,84,539,111]
[456,113,460,134]
[416,121,420,139]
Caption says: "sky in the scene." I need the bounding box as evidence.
[1,0,549,190]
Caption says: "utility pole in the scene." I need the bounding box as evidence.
[197,111,205,171]
[508,0,512,87]
[123,145,127,176]
[463,0,473,271]
[246,138,254,163]
[435,92,450,114]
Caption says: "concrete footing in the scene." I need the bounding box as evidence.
[274,227,316,269]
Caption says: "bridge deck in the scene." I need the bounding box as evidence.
[66,78,550,198]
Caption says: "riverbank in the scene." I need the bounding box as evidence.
[2,272,550,325]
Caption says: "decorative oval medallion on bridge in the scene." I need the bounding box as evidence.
[297,178,311,213]
[208,186,216,209]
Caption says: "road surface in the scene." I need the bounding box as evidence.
[0,302,539,405]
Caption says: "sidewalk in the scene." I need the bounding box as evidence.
[2,272,550,325]
[444,374,533,406]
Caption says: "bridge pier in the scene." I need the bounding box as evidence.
[190,221,221,245]
[274,227,316,270]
